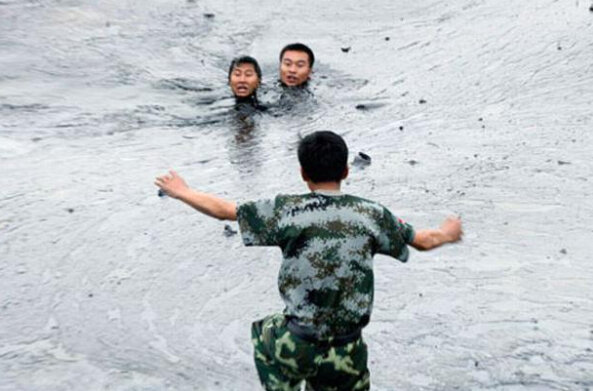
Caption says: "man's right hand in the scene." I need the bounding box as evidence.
[155,170,190,199]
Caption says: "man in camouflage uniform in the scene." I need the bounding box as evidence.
[155,131,463,390]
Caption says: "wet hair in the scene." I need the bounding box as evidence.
[228,56,262,80]
[298,131,348,183]
[279,43,315,68]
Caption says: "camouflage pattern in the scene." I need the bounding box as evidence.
[252,313,370,391]
[237,192,415,338]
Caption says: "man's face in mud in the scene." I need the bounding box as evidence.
[229,63,260,98]
[280,50,312,87]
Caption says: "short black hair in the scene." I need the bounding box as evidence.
[279,43,315,68]
[228,56,262,80]
[298,131,348,183]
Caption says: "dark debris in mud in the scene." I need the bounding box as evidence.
[355,103,387,111]
[223,224,238,237]
[353,152,372,168]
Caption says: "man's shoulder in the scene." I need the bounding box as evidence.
[338,193,386,210]
[273,193,311,202]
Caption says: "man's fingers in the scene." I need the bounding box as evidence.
[155,174,172,187]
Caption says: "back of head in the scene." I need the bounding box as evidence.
[227,56,262,80]
[279,43,315,68]
[298,131,348,183]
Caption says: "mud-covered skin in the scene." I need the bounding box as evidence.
[237,192,415,338]
[252,314,370,391]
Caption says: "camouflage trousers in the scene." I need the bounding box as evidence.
[251,314,370,391]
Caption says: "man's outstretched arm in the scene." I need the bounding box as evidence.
[155,170,237,221]
[410,216,462,251]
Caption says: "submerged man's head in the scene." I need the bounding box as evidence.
[228,56,262,99]
[279,43,314,87]
[298,131,348,184]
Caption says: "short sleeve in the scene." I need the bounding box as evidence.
[375,207,415,262]
[236,197,279,246]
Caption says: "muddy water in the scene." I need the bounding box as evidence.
[1,0,593,390]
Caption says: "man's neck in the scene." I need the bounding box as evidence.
[307,181,341,192]
[234,94,258,106]
[279,80,309,89]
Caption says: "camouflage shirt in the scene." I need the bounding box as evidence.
[237,191,415,338]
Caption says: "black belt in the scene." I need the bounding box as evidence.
[286,318,362,347]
